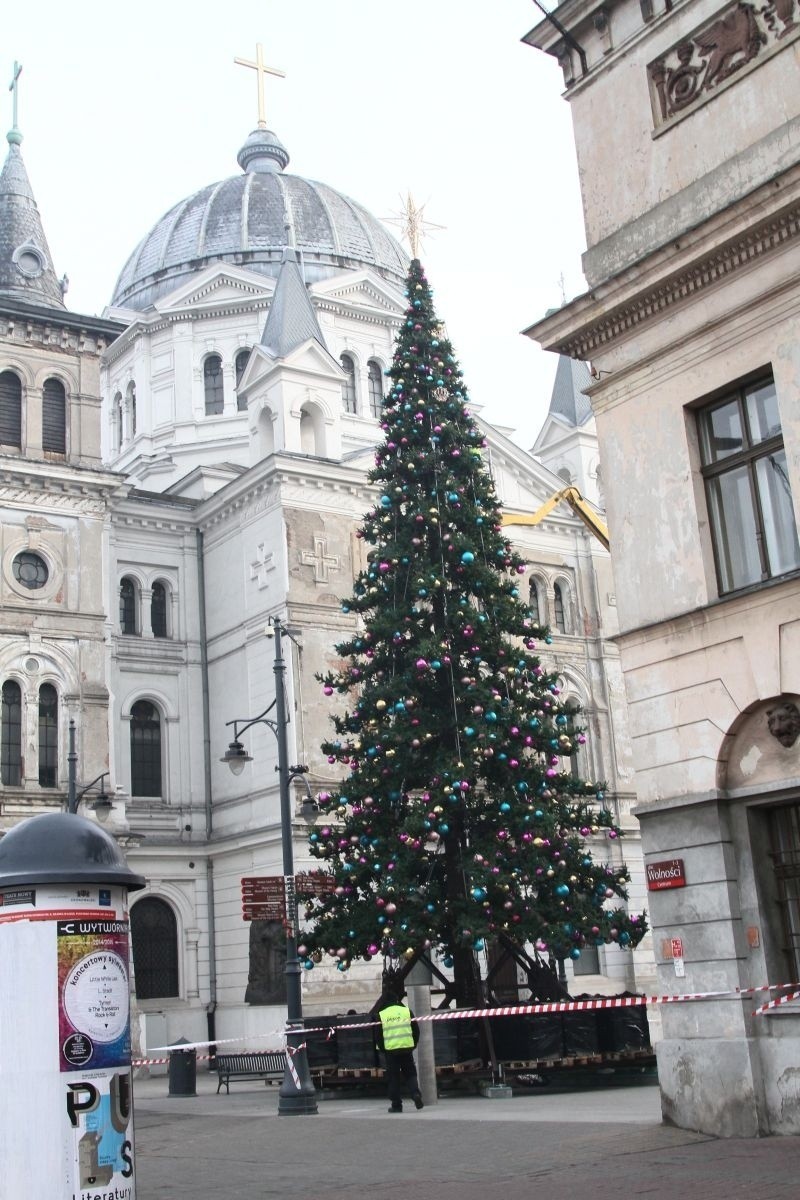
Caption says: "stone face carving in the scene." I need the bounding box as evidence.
[244,920,287,1004]
[648,0,793,124]
[766,701,800,749]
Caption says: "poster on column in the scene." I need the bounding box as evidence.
[58,918,131,1070]
[64,1069,135,1199]
[58,918,135,1198]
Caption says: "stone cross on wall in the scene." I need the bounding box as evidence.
[301,534,340,585]
[250,543,276,590]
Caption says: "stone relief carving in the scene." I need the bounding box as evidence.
[244,920,287,1005]
[766,701,800,748]
[648,0,795,123]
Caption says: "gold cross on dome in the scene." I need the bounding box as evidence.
[234,43,285,130]
[384,192,445,259]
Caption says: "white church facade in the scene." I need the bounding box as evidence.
[0,101,653,1057]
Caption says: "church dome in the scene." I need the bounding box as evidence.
[111,129,408,310]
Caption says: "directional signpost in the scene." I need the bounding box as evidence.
[241,876,286,922]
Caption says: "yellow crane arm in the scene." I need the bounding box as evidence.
[502,486,610,551]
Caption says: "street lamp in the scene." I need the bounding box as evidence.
[221,616,318,1115]
[66,718,114,819]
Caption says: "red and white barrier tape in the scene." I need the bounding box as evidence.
[140,982,800,1058]
[753,989,800,1014]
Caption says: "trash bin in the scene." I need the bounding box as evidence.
[168,1037,197,1096]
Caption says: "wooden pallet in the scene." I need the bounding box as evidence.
[335,1067,383,1079]
[435,1058,484,1076]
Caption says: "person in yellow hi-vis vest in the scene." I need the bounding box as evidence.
[373,985,424,1113]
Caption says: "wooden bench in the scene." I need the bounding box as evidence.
[214,1051,287,1094]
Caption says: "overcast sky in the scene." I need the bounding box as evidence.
[3,1,586,450]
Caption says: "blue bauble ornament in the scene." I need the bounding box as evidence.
[443,956,454,968]
[500,802,511,813]
[461,551,475,563]
[570,948,581,960]
[556,884,570,897]
[473,938,485,951]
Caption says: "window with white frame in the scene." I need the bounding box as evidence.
[235,349,250,412]
[130,699,162,797]
[38,683,58,787]
[119,577,138,636]
[1,680,21,785]
[367,360,383,419]
[131,897,179,998]
[553,582,567,633]
[151,581,169,639]
[204,354,224,416]
[698,375,800,595]
[340,354,357,413]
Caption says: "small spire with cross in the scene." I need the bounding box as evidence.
[384,193,445,259]
[8,61,22,145]
[234,43,285,130]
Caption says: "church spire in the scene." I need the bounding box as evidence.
[0,64,66,310]
[260,246,327,359]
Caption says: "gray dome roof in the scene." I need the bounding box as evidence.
[111,129,408,310]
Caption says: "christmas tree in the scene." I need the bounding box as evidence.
[298,259,646,1006]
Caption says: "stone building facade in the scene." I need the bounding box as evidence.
[525,0,800,1136]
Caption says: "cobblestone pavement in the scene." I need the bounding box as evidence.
[132,1073,800,1199]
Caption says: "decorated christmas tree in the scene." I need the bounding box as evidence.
[298,258,646,1006]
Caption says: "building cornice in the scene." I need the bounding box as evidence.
[528,177,800,361]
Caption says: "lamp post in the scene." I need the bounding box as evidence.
[66,718,114,818]
[221,617,318,1115]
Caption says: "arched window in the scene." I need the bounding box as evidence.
[235,349,250,412]
[130,700,162,797]
[204,354,224,415]
[529,580,541,625]
[42,378,66,455]
[151,581,168,639]
[340,354,357,414]
[557,466,573,486]
[131,897,179,999]
[0,370,22,450]
[1,680,21,785]
[367,360,383,419]
[114,391,124,450]
[119,577,138,636]
[553,582,567,633]
[38,683,58,787]
[127,381,137,438]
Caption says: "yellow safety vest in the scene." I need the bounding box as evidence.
[379,1004,415,1051]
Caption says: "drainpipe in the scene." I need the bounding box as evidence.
[196,528,217,1047]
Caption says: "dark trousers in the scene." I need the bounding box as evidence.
[384,1050,420,1106]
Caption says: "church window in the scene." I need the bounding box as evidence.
[557,466,573,486]
[0,370,22,450]
[130,700,162,797]
[42,378,67,456]
[367,360,383,419]
[119,576,138,636]
[698,375,800,595]
[13,551,48,590]
[131,897,179,999]
[151,581,168,639]
[553,582,567,633]
[204,354,224,416]
[38,683,58,788]
[1,680,22,786]
[340,354,357,414]
[114,391,124,449]
[572,943,601,976]
[529,579,541,625]
[235,349,250,412]
[127,381,137,438]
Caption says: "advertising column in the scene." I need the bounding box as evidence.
[0,812,144,1196]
